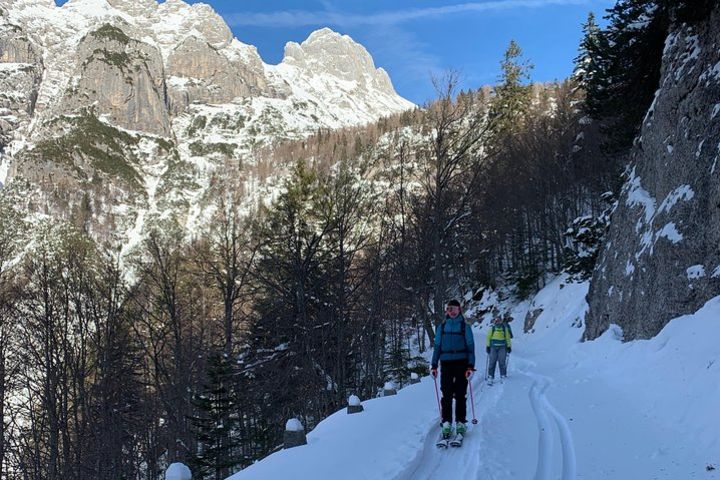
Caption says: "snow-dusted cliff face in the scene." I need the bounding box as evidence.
[0,0,413,246]
[585,5,720,340]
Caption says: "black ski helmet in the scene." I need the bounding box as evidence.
[446,299,461,309]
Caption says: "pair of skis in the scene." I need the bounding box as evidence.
[436,430,464,448]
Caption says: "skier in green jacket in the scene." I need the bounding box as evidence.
[485,313,513,385]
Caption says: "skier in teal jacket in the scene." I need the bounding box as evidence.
[430,299,476,439]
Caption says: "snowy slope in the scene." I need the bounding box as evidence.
[228,275,720,479]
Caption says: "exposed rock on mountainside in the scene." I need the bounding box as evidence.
[68,24,169,136]
[0,17,42,155]
[585,5,720,340]
[166,36,272,113]
[0,0,413,245]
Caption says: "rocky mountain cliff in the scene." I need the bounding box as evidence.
[0,0,413,249]
[585,5,720,340]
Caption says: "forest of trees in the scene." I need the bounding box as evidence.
[0,0,709,478]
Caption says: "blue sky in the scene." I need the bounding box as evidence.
[58,0,616,104]
[211,0,615,104]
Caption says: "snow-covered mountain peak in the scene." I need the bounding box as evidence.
[2,0,232,55]
[276,27,409,114]
[282,28,384,87]
[106,0,156,15]
[304,27,353,46]
[59,0,134,31]
[0,0,53,10]
[154,0,232,52]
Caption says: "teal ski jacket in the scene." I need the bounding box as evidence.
[431,315,475,368]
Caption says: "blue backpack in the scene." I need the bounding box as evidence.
[439,320,468,355]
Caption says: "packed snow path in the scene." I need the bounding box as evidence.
[229,277,720,480]
[400,351,578,480]
[398,374,505,480]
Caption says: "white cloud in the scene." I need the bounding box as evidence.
[224,0,592,28]
[359,25,443,102]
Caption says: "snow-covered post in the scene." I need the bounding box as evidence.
[284,418,307,449]
[383,381,397,396]
[410,372,420,384]
[165,463,192,480]
[347,395,364,414]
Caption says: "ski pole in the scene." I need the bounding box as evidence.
[468,376,478,425]
[432,373,442,422]
[484,352,490,381]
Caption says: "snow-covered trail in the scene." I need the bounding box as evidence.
[516,346,717,479]
[397,373,506,480]
[229,276,720,480]
[396,349,577,480]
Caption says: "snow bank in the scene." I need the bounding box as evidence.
[227,378,437,480]
[285,418,304,432]
[582,295,720,452]
[523,274,588,345]
[166,463,191,480]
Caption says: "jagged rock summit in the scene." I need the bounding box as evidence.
[274,27,410,124]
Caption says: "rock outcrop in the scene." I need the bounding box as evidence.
[67,24,170,136]
[165,36,270,113]
[585,5,720,340]
[0,16,43,154]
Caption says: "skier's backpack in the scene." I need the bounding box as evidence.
[491,323,513,339]
[439,320,468,355]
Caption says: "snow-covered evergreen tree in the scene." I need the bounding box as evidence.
[582,0,669,150]
[573,12,605,92]
[563,192,617,280]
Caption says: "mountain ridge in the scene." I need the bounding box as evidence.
[0,0,414,251]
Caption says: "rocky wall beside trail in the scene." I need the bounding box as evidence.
[584,6,720,340]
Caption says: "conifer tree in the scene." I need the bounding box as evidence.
[487,40,534,145]
[573,12,605,92]
[582,1,669,150]
[245,161,333,443]
[190,352,241,480]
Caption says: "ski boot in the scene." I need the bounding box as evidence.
[450,422,466,447]
[436,421,453,448]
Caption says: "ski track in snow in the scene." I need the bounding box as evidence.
[396,353,578,480]
[396,374,505,480]
[395,348,577,480]
[529,379,554,480]
[520,365,577,480]
[229,278,720,480]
